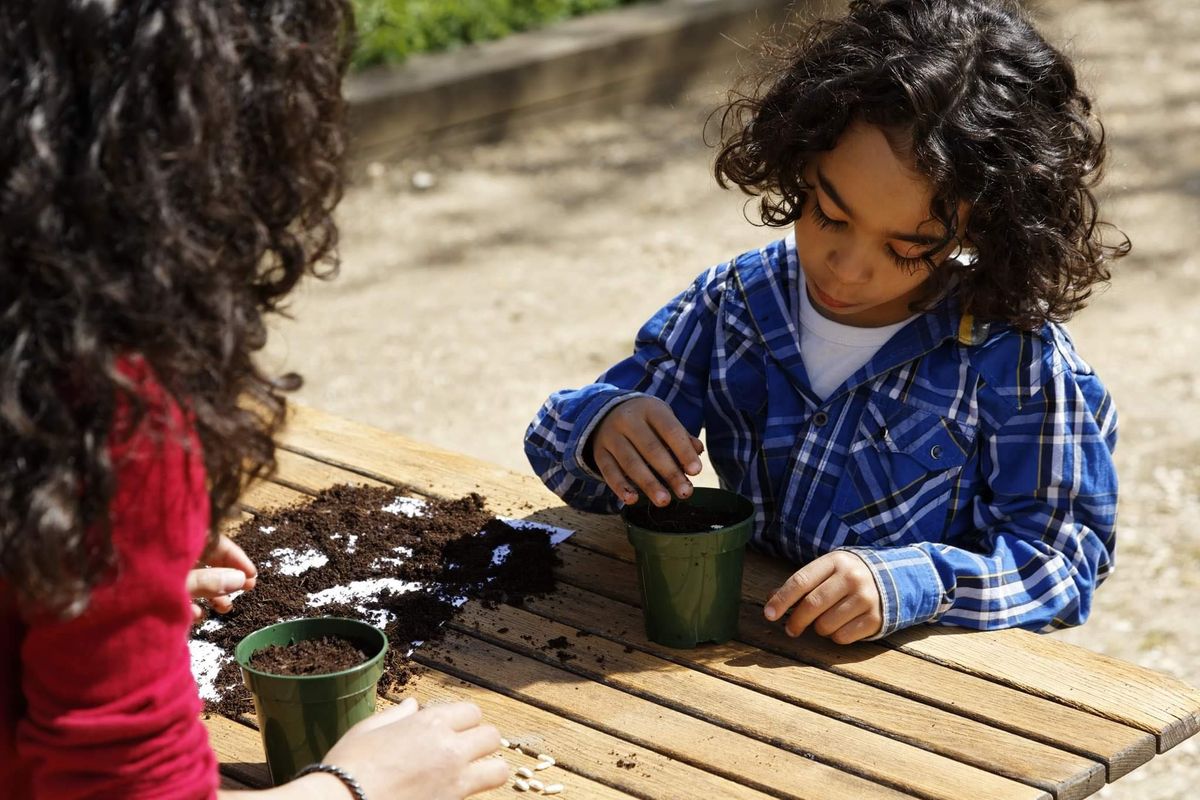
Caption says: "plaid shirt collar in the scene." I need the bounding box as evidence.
[729,237,972,409]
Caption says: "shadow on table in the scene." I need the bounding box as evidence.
[219,760,271,791]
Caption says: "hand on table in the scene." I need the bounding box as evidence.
[763,551,883,645]
[314,698,508,800]
[590,397,704,507]
[187,534,257,623]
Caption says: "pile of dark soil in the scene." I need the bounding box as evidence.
[249,636,370,676]
[193,484,560,718]
[624,501,746,533]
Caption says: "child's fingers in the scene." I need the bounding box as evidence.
[607,436,673,507]
[206,536,258,591]
[208,595,234,614]
[186,566,248,600]
[191,602,205,623]
[829,613,881,645]
[785,573,851,637]
[764,556,838,622]
[690,435,705,455]
[339,699,417,740]
[422,701,485,733]
[455,723,502,763]
[646,404,703,476]
[594,449,640,505]
[461,754,511,795]
[350,697,419,736]
[629,425,694,501]
[812,594,868,638]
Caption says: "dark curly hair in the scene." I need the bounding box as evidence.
[0,0,354,616]
[714,0,1130,329]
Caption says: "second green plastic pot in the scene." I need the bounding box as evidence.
[622,488,755,648]
[235,616,388,785]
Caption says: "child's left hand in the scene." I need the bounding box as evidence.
[763,550,882,644]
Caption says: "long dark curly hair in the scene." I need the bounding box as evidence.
[0,0,354,616]
[715,0,1130,328]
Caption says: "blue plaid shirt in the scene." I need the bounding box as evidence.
[525,236,1118,638]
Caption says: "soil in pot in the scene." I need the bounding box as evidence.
[249,635,371,676]
[624,501,747,533]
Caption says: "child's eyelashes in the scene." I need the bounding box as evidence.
[809,199,847,231]
[809,197,930,275]
[887,248,927,274]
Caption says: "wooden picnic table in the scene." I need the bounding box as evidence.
[208,404,1200,799]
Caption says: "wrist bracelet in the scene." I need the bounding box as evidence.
[295,762,368,800]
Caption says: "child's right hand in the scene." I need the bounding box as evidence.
[308,698,508,799]
[590,397,704,507]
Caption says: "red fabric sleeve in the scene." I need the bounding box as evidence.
[14,366,219,799]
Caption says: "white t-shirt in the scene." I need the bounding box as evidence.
[798,267,917,401]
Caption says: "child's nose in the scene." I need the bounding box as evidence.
[826,247,872,284]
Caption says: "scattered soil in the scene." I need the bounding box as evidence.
[249,635,371,676]
[193,484,561,718]
[624,501,747,534]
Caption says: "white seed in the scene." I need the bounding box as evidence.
[516,766,534,779]
[533,761,553,771]
[543,785,564,795]
[528,779,544,791]
[500,737,510,749]
[365,161,386,179]
[537,754,555,765]
[514,778,530,792]
[411,170,436,190]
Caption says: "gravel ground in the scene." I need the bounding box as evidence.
[262,0,1200,795]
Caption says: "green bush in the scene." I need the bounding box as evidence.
[351,0,647,70]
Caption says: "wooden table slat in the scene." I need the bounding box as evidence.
[549,538,1156,783]
[885,626,1200,753]
[421,631,931,800]
[408,668,781,800]
[207,714,272,790]
[449,599,1082,800]
[475,585,1105,799]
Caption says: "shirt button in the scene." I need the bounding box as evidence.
[930,444,943,460]
[812,411,829,428]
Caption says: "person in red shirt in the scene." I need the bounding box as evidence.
[0,2,508,799]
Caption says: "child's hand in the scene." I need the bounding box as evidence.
[186,534,257,623]
[591,397,704,507]
[763,551,882,644]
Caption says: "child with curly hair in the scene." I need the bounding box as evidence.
[0,2,507,798]
[527,0,1129,645]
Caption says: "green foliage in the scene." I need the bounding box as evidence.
[351,0,646,70]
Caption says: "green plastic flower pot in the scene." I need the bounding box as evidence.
[622,488,755,648]
[235,616,388,785]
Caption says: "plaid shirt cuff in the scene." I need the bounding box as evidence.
[841,546,947,639]
[564,390,646,482]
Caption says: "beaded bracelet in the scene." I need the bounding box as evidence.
[295,763,368,800]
